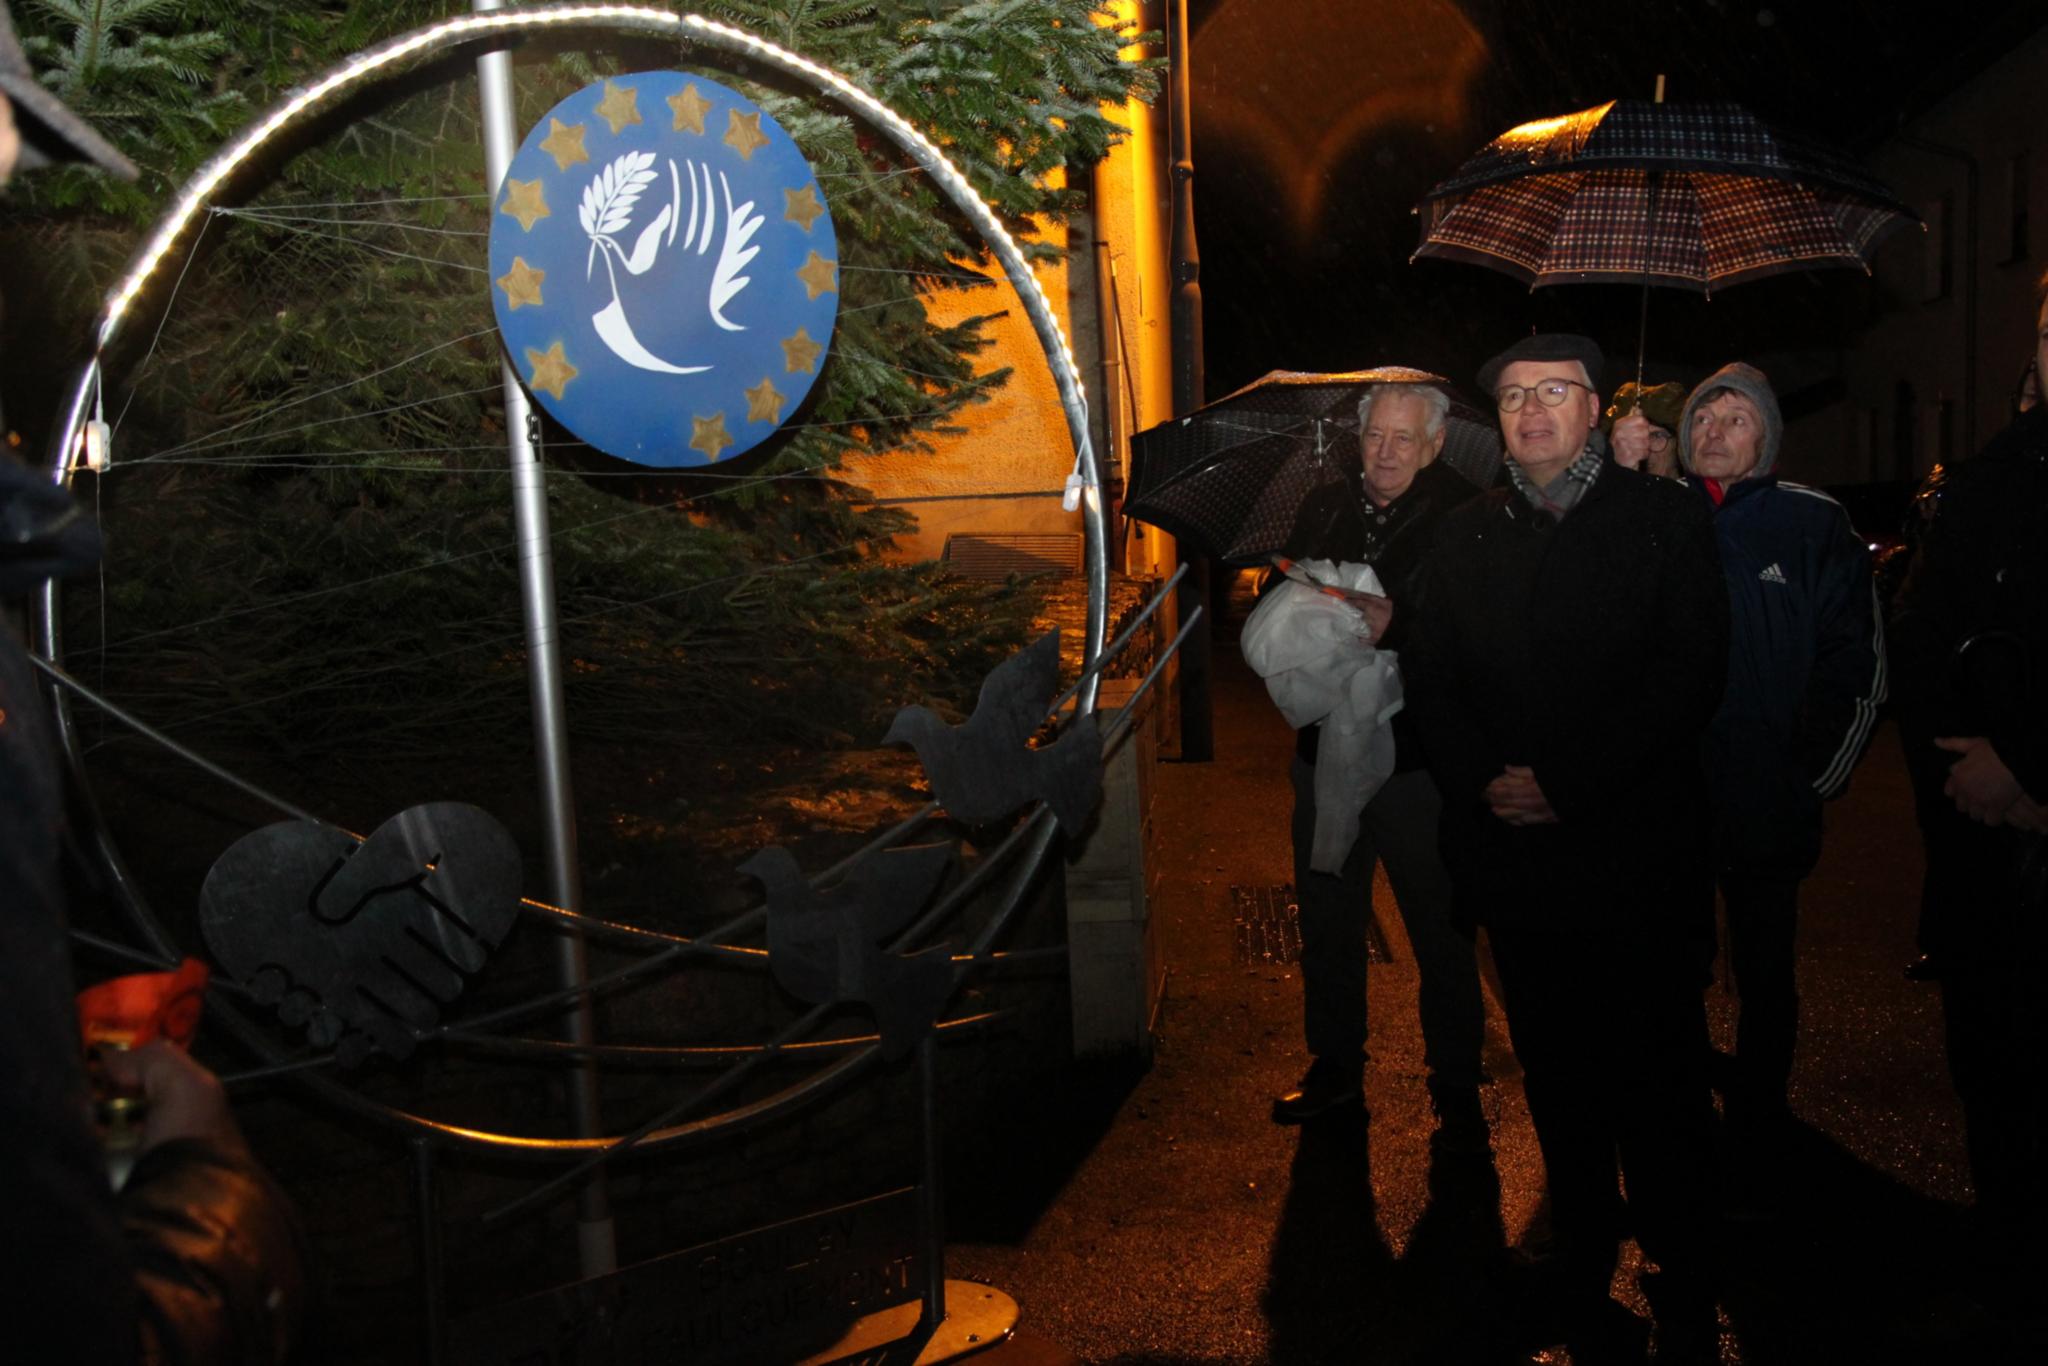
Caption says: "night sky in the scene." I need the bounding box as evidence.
[1187,0,2042,403]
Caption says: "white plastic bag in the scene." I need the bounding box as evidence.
[1241,560,1404,873]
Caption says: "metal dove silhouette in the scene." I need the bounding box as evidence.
[881,630,1103,836]
[743,842,956,1059]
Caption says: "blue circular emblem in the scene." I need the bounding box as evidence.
[488,73,838,466]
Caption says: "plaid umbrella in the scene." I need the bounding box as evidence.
[1124,367,1500,566]
[1412,99,1916,295]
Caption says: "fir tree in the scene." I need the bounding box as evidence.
[0,2,1153,797]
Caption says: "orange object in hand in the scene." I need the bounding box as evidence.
[76,958,210,1052]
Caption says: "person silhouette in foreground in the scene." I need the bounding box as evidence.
[1407,334,1727,1364]
[0,7,306,1358]
[1890,269,2048,1340]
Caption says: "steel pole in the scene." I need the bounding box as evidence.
[1166,0,1212,762]
[472,0,616,1277]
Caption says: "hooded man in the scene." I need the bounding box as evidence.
[1406,334,1727,1361]
[1676,363,1885,1168]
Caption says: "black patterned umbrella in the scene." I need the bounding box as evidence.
[1124,367,1500,566]
[1413,99,1916,295]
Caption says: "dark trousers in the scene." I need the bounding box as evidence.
[1489,927,1718,1305]
[1290,761,1485,1086]
[1942,937,2048,1314]
[1719,873,1800,1115]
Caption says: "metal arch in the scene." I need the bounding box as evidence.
[31,6,1114,1159]
[38,3,1107,693]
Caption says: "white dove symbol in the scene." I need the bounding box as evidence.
[578,151,765,374]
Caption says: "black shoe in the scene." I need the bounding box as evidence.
[1271,1059,1364,1125]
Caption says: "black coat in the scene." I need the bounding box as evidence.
[1407,464,1729,936]
[1892,405,2048,800]
[1889,405,2048,949]
[1,461,306,1362]
[1280,458,1478,770]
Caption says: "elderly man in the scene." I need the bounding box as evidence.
[1674,364,1884,1168]
[1265,378,1488,1149]
[1406,335,1728,1360]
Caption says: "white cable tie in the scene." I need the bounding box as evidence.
[84,420,112,472]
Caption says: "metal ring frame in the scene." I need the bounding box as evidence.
[30,5,1117,1161]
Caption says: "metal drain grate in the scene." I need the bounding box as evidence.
[1230,884,1391,966]
[940,533,1084,580]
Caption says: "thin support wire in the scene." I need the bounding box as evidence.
[26,653,326,825]
[139,333,497,462]
[113,212,212,437]
[214,206,489,237]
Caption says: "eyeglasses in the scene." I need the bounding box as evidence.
[1646,429,1673,452]
[1495,379,1592,412]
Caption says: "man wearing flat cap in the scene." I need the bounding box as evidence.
[1405,334,1728,1358]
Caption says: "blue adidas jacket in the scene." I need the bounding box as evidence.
[1688,474,1886,877]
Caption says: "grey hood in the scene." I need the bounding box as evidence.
[1678,361,1783,480]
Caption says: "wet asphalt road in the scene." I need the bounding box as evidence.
[948,620,1993,1364]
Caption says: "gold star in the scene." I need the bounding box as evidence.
[690,412,735,461]
[780,327,824,374]
[724,108,770,161]
[524,342,578,401]
[499,177,550,232]
[667,82,712,135]
[595,80,641,136]
[783,183,826,232]
[744,377,786,425]
[496,257,545,311]
[795,250,838,300]
[540,118,589,172]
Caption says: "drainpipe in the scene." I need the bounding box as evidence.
[1092,235,1128,571]
[1167,0,1212,761]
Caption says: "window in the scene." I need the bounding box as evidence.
[2007,150,2031,262]
[1893,380,1918,479]
[1920,193,1954,301]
